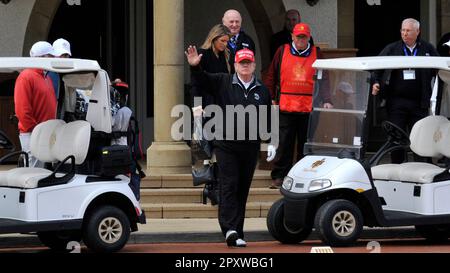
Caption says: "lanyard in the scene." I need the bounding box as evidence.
[403,46,418,56]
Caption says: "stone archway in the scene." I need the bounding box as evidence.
[242,0,286,68]
[22,0,61,56]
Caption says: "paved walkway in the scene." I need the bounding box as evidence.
[0,218,420,248]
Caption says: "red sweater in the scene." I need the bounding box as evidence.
[14,69,57,133]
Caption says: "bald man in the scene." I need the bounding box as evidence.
[222,9,256,73]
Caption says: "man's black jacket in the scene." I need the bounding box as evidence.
[371,39,439,108]
[191,68,272,143]
[228,31,256,74]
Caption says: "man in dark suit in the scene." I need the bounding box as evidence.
[270,9,302,59]
[222,9,256,73]
[372,18,439,163]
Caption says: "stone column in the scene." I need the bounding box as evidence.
[147,0,191,174]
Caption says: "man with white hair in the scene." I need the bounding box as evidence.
[14,41,57,167]
[371,18,438,164]
[222,9,255,73]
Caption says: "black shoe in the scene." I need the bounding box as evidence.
[225,230,239,247]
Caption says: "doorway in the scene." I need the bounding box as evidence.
[355,0,421,57]
[48,0,129,82]
[48,0,154,156]
[354,0,421,152]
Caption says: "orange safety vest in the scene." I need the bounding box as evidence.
[279,44,317,113]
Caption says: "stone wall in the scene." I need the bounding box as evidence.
[0,0,35,56]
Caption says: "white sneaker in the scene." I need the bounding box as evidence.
[225,230,238,247]
[235,239,247,247]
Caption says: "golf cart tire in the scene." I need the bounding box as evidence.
[415,224,450,242]
[83,205,131,253]
[37,230,82,252]
[314,199,363,247]
[267,199,312,244]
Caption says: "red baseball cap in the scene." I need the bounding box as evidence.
[293,23,311,37]
[235,48,255,63]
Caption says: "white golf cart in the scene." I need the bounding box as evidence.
[0,57,145,252]
[267,56,450,247]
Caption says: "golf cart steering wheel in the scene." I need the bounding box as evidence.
[0,129,14,151]
[382,121,410,146]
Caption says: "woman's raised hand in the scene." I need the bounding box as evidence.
[185,45,203,66]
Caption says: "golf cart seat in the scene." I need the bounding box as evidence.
[0,119,91,188]
[372,116,450,184]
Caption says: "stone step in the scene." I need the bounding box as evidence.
[141,171,273,189]
[141,202,275,219]
[140,188,282,204]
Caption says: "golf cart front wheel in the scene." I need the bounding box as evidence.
[83,205,130,253]
[415,224,450,242]
[267,199,312,244]
[314,199,363,247]
[37,230,82,252]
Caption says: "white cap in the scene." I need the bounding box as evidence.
[29,41,56,57]
[52,38,72,57]
[444,40,450,47]
[337,81,354,94]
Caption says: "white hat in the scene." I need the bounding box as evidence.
[52,38,72,57]
[29,41,56,57]
[444,40,450,47]
[337,81,354,94]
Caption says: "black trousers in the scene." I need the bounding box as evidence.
[215,141,260,239]
[271,113,310,180]
[387,97,429,163]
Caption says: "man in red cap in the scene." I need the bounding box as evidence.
[264,23,333,189]
[185,46,274,248]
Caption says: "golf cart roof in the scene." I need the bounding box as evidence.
[0,57,101,73]
[313,56,450,71]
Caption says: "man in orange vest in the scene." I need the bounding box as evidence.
[264,23,332,189]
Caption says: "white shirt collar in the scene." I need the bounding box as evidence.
[292,41,311,55]
[238,75,254,89]
[406,43,417,52]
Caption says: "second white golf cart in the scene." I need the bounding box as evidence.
[0,57,145,252]
[267,56,450,247]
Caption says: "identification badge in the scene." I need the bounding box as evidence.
[403,70,416,80]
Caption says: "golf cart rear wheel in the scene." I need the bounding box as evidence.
[267,199,312,244]
[314,199,363,247]
[83,205,130,253]
[415,224,450,242]
[37,230,82,252]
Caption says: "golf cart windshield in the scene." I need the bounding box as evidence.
[304,69,370,159]
[303,56,450,160]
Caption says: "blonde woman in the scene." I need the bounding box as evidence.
[190,25,231,206]
[191,24,231,108]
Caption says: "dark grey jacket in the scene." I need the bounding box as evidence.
[371,39,439,108]
[192,68,272,143]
